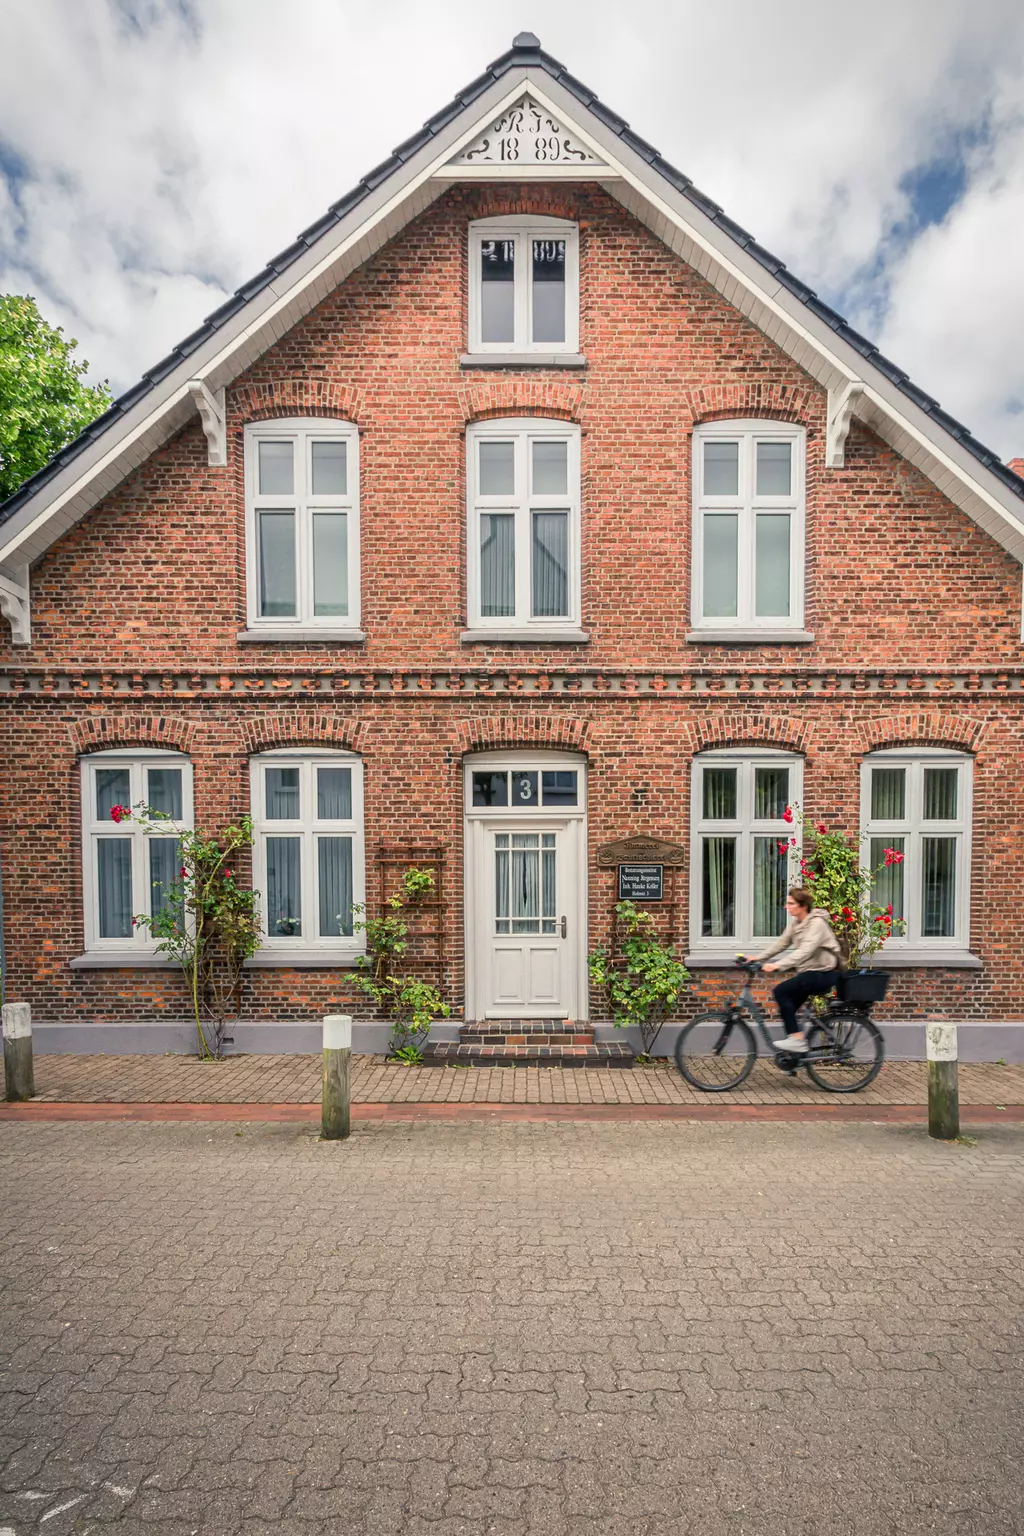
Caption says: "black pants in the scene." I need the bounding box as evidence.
[773,970,839,1034]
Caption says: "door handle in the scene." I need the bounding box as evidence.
[560,915,567,939]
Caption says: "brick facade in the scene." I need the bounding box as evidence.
[2,183,1023,1037]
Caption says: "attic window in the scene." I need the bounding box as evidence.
[468,216,579,356]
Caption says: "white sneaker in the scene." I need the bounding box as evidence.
[777,1034,808,1053]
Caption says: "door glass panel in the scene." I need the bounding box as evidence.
[754,766,788,820]
[310,440,347,495]
[870,836,905,922]
[258,510,297,617]
[317,766,352,820]
[480,514,515,617]
[494,831,510,932]
[97,839,133,938]
[95,768,130,820]
[473,772,508,807]
[312,512,348,617]
[511,832,541,933]
[265,767,300,820]
[267,836,302,936]
[541,771,577,806]
[258,440,294,495]
[703,441,739,496]
[531,239,566,343]
[532,440,568,494]
[147,768,182,819]
[531,511,569,617]
[703,513,738,617]
[755,513,791,617]
[702,836,736,936]
[871,767,906,820]
[753,838,788,937]
[149,839,180,924]
[922,837,956,937]
[510,772,539,807]
[755,441,792,496]
[541,832,557,933]
[702,766,737,820]
[479,440,515,495]
[318,837,353,936]
[480,240,515,344]
[923,768,958,820]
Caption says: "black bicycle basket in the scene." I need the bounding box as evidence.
[837,969,890,1004]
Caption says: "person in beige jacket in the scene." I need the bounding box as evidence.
[756,887,842,1052]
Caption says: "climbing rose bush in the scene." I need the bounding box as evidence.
[786,809,906,966]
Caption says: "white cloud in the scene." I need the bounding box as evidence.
[2,0,1023,455]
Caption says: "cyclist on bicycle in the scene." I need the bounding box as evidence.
[756,887,842,1052]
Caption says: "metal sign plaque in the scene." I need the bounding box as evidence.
[617,864,664,902]
[598,835,685,867]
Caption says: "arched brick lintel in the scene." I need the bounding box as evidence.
[852,711,988,755]
[689,711,814,756]
[454,713,591,756]
[686,382,820,430]
[460,379,586,426]
[241,712,367,755]
[229,380,363,426]
[70,714,199,755]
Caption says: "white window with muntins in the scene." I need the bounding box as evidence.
[691,421,806,636]
[250,751,365,963]
[80,751,193,957]
[464,752,587,1020]
[689,750,803,959]
[468,216,579,356]
[861,750,973,961]
[245,419,360,634]
[466,418,581,636]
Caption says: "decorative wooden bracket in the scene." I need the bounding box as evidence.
[0,564,31,647]
[826,380,865,468]
[187,378,227,466]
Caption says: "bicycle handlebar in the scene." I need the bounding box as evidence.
[734,956,762,974]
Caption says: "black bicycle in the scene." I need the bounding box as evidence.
[674,959,885,1093]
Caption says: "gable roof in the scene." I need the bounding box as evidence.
[2,30,1023,580]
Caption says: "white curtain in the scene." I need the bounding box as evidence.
[267,836,302,935]
[149,839,180,923]
[870,836,905,920]
[317,766,352,820]
[318,837,353,936]
[511,834,540,933]
[871,768,905,820]
[702,836,735,937]
[97,839,133,938]
[531,512,569,617]
[922,838,956,936]
[480,514,516,617]
[753,837,786,936]
[266,767,300,820]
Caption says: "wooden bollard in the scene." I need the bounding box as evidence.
[3,1002,35,1103]
[321,1014,352,1140]
[926,1021,959,1141]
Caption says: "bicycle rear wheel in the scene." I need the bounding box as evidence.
[675,1012,757,1092]
[805,1012,884,1093]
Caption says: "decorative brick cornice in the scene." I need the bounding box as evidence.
[460,379,586,425]
[453,712,591,754]
[688,710,814,754]
[69,714,198,754]
[228,379,363,426]
[686,382,820,430]
[241,711,367,753]
[852,710,989,754]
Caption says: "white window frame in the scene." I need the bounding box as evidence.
[466,417,581,635]
[80,750,193,957]
[467,215,580,356]
[688,748,803,960]
[244,418,361,634]
[691,420,806,633]
[860,749,974,962]
[249,749,365,964]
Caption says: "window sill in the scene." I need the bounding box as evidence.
[237,629,366,644]
[686,629,814,645]
[244,950,365,969]
[460,628,590,644]
[683,950,983,970]
[70,953,179,969]
[460,353,587,370]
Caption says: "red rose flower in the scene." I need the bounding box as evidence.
[841,906,856,921]
[777,841,788,856]
[816,822,827,834]
[110,805,127,824]
[782,806,793,824]
[883,914,892,924]
[883,847,905,866]
[179,867,187,878]
[789,837,797,847]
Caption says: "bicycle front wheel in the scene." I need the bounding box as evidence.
[675,1012,757,1092]
[805,1012,884,1093]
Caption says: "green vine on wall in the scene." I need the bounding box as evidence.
[351,866,449,1063]
[588,901,690,1058]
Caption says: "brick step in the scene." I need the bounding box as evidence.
[421,1042,635,1069]
[462,1019,575,1035]
[466,1033,595,1046]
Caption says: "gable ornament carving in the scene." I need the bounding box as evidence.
[452,96,600,167]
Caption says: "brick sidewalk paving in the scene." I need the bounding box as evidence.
[4,1052,1023,1105]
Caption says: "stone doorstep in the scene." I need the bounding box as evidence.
[422,1042,635,1069]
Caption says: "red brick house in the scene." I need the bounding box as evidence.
[2,33,1023,1059]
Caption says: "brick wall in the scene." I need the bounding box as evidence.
[1,182,1022,1028]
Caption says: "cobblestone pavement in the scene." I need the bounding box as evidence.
[5,1052,1024,1106]
[0,1118,1022,1535]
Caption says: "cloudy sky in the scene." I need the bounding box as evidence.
[2,0,1023,458]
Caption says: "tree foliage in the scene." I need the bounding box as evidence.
[0,294,112,503]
